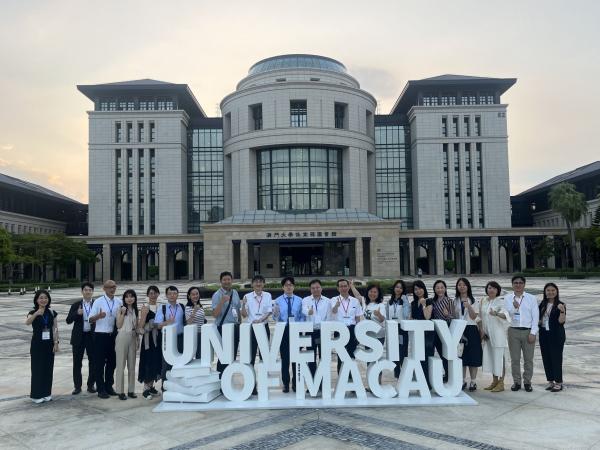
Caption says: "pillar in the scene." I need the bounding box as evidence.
[547,237,556,269]
[355,238,364,278]
[464,237,471,275]
[132,244,138,282]
[491,236,500,275]
[408,238,415,276]
[519,236,526,271]
[102,243,111,282]
[75,259,82,281]
[435,237,444,276]
[188,242,194,281]
[159,242,167,281]
[481,244,490,274]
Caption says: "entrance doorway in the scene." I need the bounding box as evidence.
[280,244,324,276]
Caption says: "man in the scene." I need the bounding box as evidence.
[155,285,186,385]
[240,274,272,395]
[66,282,96,395]
[273,276,304,393]
[212,271,241,378]
[330,278,363,373]
[89,280,122,398]
[302,279,331,377]
[505,275,539,392]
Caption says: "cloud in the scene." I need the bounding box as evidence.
[0,144,14,151]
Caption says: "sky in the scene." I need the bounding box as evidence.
[0,0,598,203]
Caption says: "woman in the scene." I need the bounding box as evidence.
[388,280,411,378]
[115,289,142,400]
[411,280,434,388]
[138,286,162,400]
[431,279,459,382]
[538,283,566,392]
[479,281,509,393]
[455,277,482,391]
[26,289,59,403]
[185,286,206,360]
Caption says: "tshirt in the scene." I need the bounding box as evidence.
[364,302,387,338]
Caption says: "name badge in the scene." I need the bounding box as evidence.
[42,329,51,340]
[513,311,521,326]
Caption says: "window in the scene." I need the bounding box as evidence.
[108,99,117,111]
[126,122,133,143]
[422,94,438,106]
[463,116,470,137]
[138,149,145,234]
[366,110,374,137]
[465,144,473,226]
[127,149,133,235]
[119,100,134,111]
[99,99,109,111]
[115,122,122,142]
[257,147,342,211]
[461,92,476,105]
[139,99,155,110]
[441,94,456,106]
[290,100,307,127]
[157,98,174,110]
[150,149,156,234]
[442,117,448,137]
[454,144,461,227]
[452,116,459,136]
[115,149,122,235]
[149,121,155,142]
[476,143,484,226]
[250,104,263,130]
[223,113,231,139]
[443,144,450,228]
[474,116,481,136]
[479,92,495,104]
[138,122,145,142]
[334,103,347,129]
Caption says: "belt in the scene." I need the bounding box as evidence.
[512,327,531,330]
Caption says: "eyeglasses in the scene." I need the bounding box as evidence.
[513,281,524,285]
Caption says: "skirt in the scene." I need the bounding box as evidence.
[462,324,483,367]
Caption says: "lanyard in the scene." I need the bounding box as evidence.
[82,301,92,318]
[313,297,320,314]
[254,293,263,316]
[41,311,49,328]
[105,296,115,315]
[168,305,177,319]
[340,297,350,315]
[514,295,524,309]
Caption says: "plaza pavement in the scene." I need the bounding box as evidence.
[0,276,599,449]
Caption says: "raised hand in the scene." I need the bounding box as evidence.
[308,305,314,316]
[222,295,231,303]
[97,308,106,319]
[120,306,127,315]
[558,304,565,313]
[36,306,46,316]
[77,306,84,315]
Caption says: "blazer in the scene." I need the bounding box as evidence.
[66,300,95,346]
[538,300,566,343]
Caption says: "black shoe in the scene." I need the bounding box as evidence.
[283,385,290,393]
[106,388,118,396]
[143,389,152,400]
[292,383,296,393]
[98,392,109,399]
[551,384,563,392]
[87,386,97,394]
[118,393,127,400]
[149,387,159,395]
[252,388,258,396]
[462,382,467,390]
[511,383,521,391]
[72,388,81,395]
[128,392,137,399]
[545,383,554,391]
[468,383,477,392]
[524,384,532,392]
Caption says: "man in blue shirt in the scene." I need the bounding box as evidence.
[212,271,241,378]
[154,285,186,387]
[273,276,304,393]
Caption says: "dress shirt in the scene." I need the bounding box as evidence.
[387,295,411,320]
[273,294,304,323]
[155,302,186,335]
[90,295,122,333]
[243,291,273,323]
[302,295,331,329]
[330,295,363,326]
[81,299,93,332]
[504,292,539,335]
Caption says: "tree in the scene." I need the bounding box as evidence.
[592,195,600,228]
[548,182,588,271]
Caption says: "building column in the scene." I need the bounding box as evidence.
[519,236,526,271]
[188,242,194,281]
[435,237,444,276]
[240,240,248,281]
[408,238,415,276]
[132,244,138,282]
[491,236,500,275]
[464,237,471,275]
[547,237,556,269]
[75,259,82,281]
[355,238,364,278]
[102,243,111,281]
[159,242,167,281]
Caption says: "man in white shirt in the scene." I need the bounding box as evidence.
[505,275,539,392]
[302,279,331,377]
[89,280,122,398]
[330,278,364,373]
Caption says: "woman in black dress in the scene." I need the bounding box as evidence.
[538,282,566,392]
[137,285,162,400]
[455,277,482,391]
[25,289,59,403]
[411,280,434,388]
[388,280,411,378]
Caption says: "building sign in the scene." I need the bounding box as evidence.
[375,248,399,265]
[265,231,337,238]
[154,319,475,411]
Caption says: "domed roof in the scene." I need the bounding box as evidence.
[248,54,347,76]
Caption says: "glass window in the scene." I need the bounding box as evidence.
[290,100,307,127]
[463,116,470,137]
[452,116,459,136]
[474,116,481,136]
[441,117,448,137]
[250,104,262,130]
[257,147,342,211]
[115,149,122,235]
[138,122,145,142]
[149,121,156,142]
[126,122,133,143]
[115,122,122,142]
[334,103,347,129]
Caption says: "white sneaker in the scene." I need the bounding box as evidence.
[43,396,52,402]
[31,398,44,404]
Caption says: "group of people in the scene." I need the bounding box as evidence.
[26,273,567,403]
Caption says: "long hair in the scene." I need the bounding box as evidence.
[412,280,428,300]
[33,289,52,310]
[365,284,383,305]
[432,279,448,301]
[390,280,407,304]
[186,286,201,306]
[122,289,139,317]
[540,282,560,317]
[455,277,475,313]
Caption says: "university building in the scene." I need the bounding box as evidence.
[76,54,565,282]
